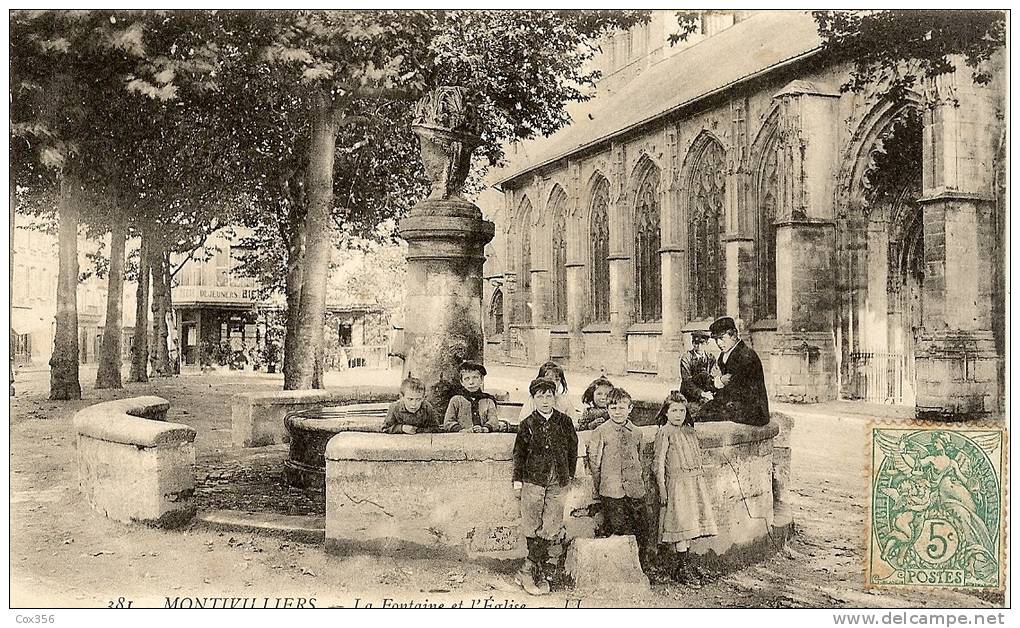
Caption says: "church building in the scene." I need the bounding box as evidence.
[482,10,1005,420]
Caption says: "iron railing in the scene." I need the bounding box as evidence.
[846,351,907,404]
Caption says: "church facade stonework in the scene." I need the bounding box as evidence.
[483,12,1005,420]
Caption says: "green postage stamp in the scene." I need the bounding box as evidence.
[867,425,1007,591]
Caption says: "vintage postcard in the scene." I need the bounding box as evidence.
[8,7,1009,618]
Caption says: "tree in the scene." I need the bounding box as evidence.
[10,11,143,399]
[210,10,648,389]
[813,10,1006,99]
[12,11,246,391]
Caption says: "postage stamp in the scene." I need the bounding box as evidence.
[867,425,1007,591]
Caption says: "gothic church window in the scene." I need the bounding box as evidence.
[550,188,568,325]
[634,164,662,322]
[516,199,533,325]
[756,133,780,320]
[489,288,504,337]
[688,140,726,319]
[589,178,611,323]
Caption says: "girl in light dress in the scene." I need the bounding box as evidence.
[653,391,718,580]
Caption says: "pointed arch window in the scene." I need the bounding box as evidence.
[489,287,504,336]
[589,178,611,323]
[689,140,726,320]
[634,165,662,322]
[755,133,780,320]
[516,199,533,325]
[550,188,568,325]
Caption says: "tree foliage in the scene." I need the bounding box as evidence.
[813,10,1006,99]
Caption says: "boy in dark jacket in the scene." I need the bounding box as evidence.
[512,378,578,595]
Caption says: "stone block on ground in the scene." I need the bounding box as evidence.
[74,396,197,528]
[565,536,649,592]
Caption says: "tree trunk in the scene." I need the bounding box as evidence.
[150,247,172,376]
[95,211,126,389]
[128,228,151,382]
[286,96,337,390]
[282,205,306,389]
[49,176,82,400]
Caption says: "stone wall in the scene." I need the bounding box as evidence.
[325,417,789,565]
[74,396,197,528]
[231,386,401,448]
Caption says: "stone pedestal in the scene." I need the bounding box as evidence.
[399,209,494,395]
[770,332,837,403]
[566,537,649,592]
[915,329,1000,421]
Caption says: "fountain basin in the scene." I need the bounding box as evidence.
[324,417,793,568]
[284,400,522,489]
[284,404,390,489]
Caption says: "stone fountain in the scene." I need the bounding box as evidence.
[397,87,495,405]
[282,87,495,487]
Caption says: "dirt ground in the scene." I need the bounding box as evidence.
[9,367,1002,609]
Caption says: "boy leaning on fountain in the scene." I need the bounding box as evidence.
[442,360,505,433]
[512,377,579,595]
[382,377,439,434]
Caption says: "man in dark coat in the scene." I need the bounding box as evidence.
[696,317,770,427]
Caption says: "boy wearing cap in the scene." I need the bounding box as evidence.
[442,360,502,433]
[512,377,579,595]
[699,316,770,426]
[680,330,717,411]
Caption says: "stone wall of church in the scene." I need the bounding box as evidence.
[489,53,1005,418]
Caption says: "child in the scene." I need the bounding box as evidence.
[586,387,651,569]
[680,330,717,416]
[578,376,614,430]
[512,378,578,596]
[382,377,439,434]
[653,391,718,581]
[517,361,575,422]
[442,360,503,433]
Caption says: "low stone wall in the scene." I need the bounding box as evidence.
[325,415,790,566]
[74,396,197,528]
[231,386,401,448]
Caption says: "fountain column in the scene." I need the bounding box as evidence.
[399,88,495,402]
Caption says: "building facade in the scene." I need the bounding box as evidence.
[172,233,394,371]
[11,222,136,368]
[483,10,1005,419]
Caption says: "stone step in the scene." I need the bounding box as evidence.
[196,509,325,543]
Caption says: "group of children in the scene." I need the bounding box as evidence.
[381,359,719,594]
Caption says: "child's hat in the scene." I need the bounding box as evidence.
[529,377,558,396]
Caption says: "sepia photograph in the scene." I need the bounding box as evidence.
[7,7,1010,619]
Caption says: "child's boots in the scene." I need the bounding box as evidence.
[515,538,544,596]
[533,538,552,594]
